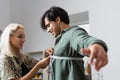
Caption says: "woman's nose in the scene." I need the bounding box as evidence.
[22,38,25,42]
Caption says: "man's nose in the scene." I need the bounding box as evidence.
[47,27,51,33]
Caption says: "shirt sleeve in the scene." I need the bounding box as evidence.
[70,28,108,53]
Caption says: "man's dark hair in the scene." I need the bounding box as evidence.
[41,6,70,29]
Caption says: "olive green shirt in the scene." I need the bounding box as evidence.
[49,26,107,80]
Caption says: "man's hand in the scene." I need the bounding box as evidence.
[80,44,108,71]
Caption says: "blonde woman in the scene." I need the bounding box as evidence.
[0,23,53,80]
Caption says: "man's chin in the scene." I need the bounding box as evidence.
[54,35,57,38]
[54,35,56,37]
[54,34,60,38]
[52,34,56,37]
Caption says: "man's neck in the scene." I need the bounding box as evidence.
[60,22,69,31]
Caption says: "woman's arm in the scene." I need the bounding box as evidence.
[12,56,50,80]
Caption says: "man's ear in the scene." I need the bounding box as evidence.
[55,16,61,24]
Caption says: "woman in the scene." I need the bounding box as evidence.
[0,23,53,80]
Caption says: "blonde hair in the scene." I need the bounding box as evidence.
[0,23,24,56]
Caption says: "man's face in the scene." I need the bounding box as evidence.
[44,17,61,37]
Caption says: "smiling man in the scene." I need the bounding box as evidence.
[40,6,108,80]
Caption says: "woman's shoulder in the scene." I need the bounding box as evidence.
[0,54,12,64]
[0,54,8,59]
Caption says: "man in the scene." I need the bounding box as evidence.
[41,6,108,80]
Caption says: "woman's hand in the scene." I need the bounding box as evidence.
[43,48,54,58]
[38,56,50,69]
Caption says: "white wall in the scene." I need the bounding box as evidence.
[9,0,55,53]
[0,0,9,30]
[7,0,120,80]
